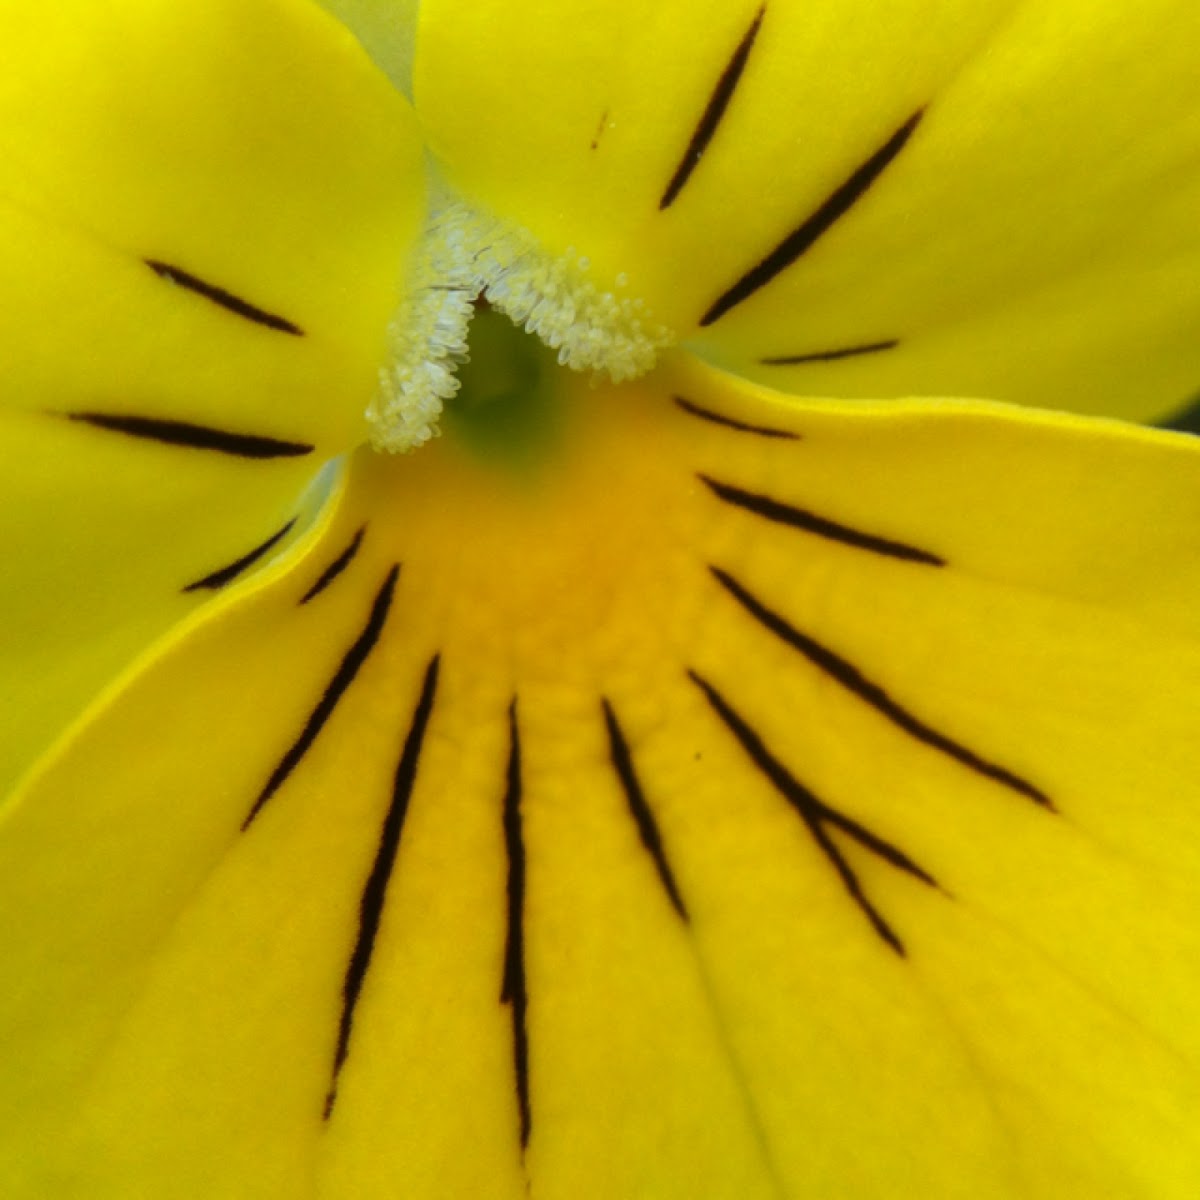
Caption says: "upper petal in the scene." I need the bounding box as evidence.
[414,0,1200,420]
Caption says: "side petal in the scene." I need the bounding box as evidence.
[2,360,1199,1197]
[0,0,423,789]
[414,0,1200,420]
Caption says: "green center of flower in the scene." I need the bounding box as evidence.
[365,186,673,454]
[442,304,564,469]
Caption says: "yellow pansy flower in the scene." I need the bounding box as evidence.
[2,1,1200,1197]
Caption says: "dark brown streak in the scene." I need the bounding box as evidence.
[145,258,304,336]
[244,565,399,831]
[674,395,799,440]
[500,700,532,1150]
[688,669,932,955]
[324,654,441,1121]
[660,5,767,209]
[591,108,610,150]
[816,806,938,888]
[700,475,945,566]
[65,412,313,458]
[300,526,368,605]
[760,338,899,366]
[182,518,297,593]
[700,109,925,325]
[602,699,689,920]
[795,801,905,954]
[711,567,1053,808]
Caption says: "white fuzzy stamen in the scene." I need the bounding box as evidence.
[367,189,673,453]
[367,205,478,453]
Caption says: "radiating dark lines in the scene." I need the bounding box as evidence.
[711,567,1052,808]
[660,5,767,209]
[243,565,399,830]
[674,394,799,440]
[300,526,367,605]
[688,669,937,954]
[760,338,898,366]
[700,475,945,566]
[602,700,689,920]
[324,654,441,1121]
[182,518,297,593]
[145,258,304,336]
[700,109,924,326]
[500,699,532,1150]
[65,411,313,458]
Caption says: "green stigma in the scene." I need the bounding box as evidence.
[366,186,673,454]
[442,305,564,468]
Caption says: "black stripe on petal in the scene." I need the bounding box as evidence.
[700,110,924,325]
[689,669,937,955]
[760,339,899,366]
[244,565,399,830]
[700,475,945,566]
[602,699,689,920]
[145,258,304,336]
[660,5,767,209]
[300,526,367,605]
[182,518,297,593]
[674,395,800,440]
[324,654,441,1121]
[66,411,313,458]
[711,566,1052,808]
[500,699,532,1150]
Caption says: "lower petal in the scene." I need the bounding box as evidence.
[2,358,1199,1197]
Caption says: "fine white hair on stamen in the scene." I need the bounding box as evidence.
[367,204,478,454]
[367,189,673,453]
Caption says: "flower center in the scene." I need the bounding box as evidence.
[441,304,564,471]
[366,186,674,454]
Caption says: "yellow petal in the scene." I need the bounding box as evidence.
[0,0,422,442]
[3,357,1198,1197]
[415,0,1200,421]
[0,0,423,789]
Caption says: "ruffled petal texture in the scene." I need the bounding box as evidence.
[3,359,1198,1198]
[0,0,423,791]
[415,0,1200,421]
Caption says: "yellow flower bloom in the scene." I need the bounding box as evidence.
[1,1,1199,1197]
